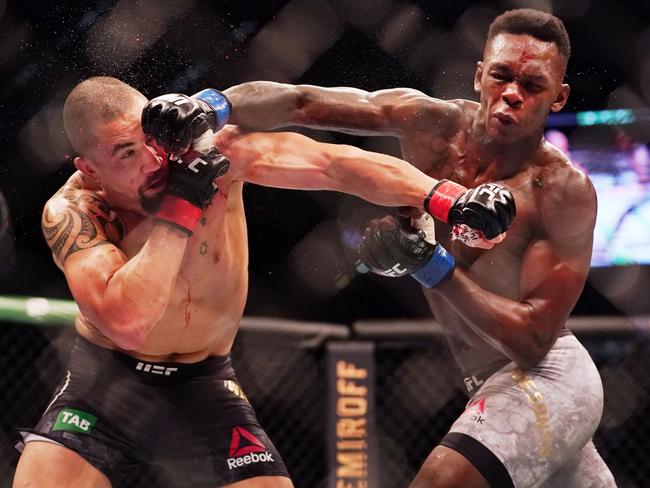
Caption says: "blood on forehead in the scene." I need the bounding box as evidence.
[518,49,537,64]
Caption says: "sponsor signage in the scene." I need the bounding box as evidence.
[327,342,376,488]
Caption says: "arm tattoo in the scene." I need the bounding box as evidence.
[42,191,125,262]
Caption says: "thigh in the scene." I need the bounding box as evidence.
[16,339,157,485]
[225,475,294,488]
[445,339,604,487]
[410,445,491,488]
[13,441,111,488]
[540,441,617,488]
[157,421,290,487]
[156,374,290,486]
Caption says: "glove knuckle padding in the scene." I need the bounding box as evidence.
[359,215,435,276]
[142,93,213,155]
[360,230,387,273]
[449,183,516,239]
[165,150,230,209]
[161,106,181,147]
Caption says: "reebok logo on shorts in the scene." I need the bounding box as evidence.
[52,408,97,434]
[226,426,274,470]
[464,397,487,425]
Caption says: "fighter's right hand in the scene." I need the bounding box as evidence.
[142,89,231,156]
[424,180,516,245]
[154,148,231,235]
[360,214,456,288]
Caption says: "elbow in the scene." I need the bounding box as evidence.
[96,303,164,351]
[102,315,154,351]
[292,88,318,124]
[512,354,543,371]
[510,331,556,370]
[109,329,147,351]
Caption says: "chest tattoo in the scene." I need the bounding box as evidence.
[199,241,208,256]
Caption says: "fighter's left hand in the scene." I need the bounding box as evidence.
[401,206,505,249]
[141,89,231,156]
[452,224,505,249]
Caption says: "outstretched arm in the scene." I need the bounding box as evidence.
[216,127,514,242]
[141,94,515,241]
[216,126,436,207]
[224,82,454,136]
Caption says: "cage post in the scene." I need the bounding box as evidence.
[326,341,377,488]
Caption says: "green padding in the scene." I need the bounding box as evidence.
[0,296,78,326]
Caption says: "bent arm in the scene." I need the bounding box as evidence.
[428,254,589,370]
[42,191,189,350]
[217,127,437,208]
[426,170,596,369]
[224,81,442,136]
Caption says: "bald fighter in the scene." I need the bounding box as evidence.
[13,76,513,488]
[224,8,616,488]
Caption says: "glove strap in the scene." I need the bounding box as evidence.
[424,179,466,223]
[411,244,456,288]
[154,195,202,235]
[192,89,231,130]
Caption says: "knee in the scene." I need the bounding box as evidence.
[410,466,469,488]
[410,445,491,488]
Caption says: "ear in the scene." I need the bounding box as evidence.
[474,61,484,93]
[74,156,99,182]
[550,83,570,113]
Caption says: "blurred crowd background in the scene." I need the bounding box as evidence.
[0,0,649,318]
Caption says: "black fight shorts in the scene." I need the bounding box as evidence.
[17,336,289,487]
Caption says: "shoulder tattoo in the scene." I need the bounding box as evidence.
[42,191,125,261]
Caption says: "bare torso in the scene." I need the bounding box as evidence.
[57,172,249,362]
[398,99,573,375]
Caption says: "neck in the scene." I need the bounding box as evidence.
[469,115,544,177]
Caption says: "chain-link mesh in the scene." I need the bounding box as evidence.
[373,339,466,486]
[586,333,650,488]
[2,322,650,487]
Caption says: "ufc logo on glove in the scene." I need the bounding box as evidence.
[383,263,409,277]
[187,157,209,173]
[477,183,505,200]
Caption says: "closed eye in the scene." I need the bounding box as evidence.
[490,71,511,82]
[522,80,544,93]
[121,149,136,159]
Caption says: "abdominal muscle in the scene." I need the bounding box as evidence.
[78,183,249,363]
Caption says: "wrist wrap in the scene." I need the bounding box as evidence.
[424,179,467,223]
[411,244,456,288]
[154,195,201,235]
[192,89,231,131]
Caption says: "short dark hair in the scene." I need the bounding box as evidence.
[63,76,147,156]
[487,9,571,60]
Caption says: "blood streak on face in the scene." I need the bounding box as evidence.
[519,49,536,64]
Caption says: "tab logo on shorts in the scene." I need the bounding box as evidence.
[226,426,274,470]
[52,408,97,434]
